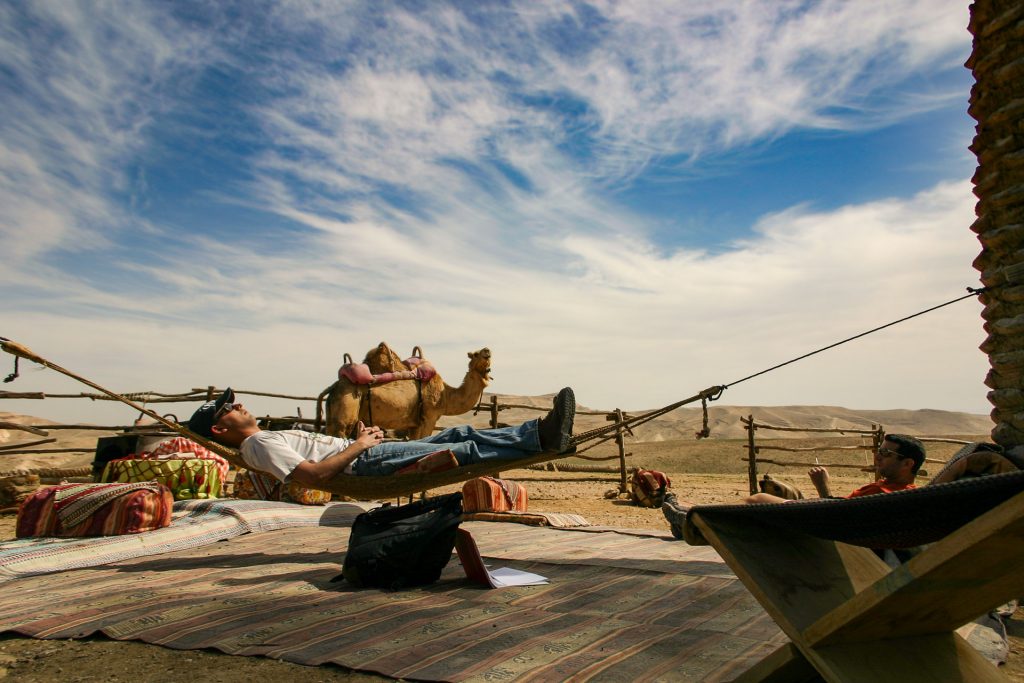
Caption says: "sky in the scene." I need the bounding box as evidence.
[0,0,992,426]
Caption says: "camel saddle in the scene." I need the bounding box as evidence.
[338,356,437,386]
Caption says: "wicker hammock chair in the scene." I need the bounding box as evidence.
[688,468,1024,683]
[682,467,1024,549]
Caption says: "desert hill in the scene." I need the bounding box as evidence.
[1,398,992,474]
[0,412,120,472]
[440,394,993,441]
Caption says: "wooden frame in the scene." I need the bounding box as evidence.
[690,488,1024,682]
[742,416,882,495]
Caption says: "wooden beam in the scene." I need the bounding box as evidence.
[809,634,1006,683]
[732,643,821,683]
[0,438,56,452]
[692,488,1020,682]
[807,489,1024,645]
[690,511,889,637]
[0,421,49,436]
[739,418,879,435]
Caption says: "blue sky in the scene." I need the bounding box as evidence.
[0,0,991,424]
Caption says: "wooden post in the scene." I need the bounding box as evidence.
[490,396,500,479]
[747,414,757,495]
[871,424,883,482]
[615,409,628,493]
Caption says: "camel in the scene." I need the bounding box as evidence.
[324,347,492,440]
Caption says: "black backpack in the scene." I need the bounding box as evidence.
[335,492,463,590]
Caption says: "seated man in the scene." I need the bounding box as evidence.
[188,387,575,490]
[747,433,925,505]
[662,434,926,538]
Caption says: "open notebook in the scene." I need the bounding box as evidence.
[455,528,548,588]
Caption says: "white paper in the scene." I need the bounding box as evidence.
[456,528,549,589]
[487,566,549,587]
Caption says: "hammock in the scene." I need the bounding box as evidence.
[684,468,1024,549]
[226,384,727,498]
[0,339,726,500]
[690,470,1024,683]
[194,389,718,499]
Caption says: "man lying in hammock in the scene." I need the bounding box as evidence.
[758,433,925,503]
[188,387,575,488]
[662,434,925,538]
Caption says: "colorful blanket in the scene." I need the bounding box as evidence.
[53,482,165,528]
[462,511,591,527]
[0,514,1005,679]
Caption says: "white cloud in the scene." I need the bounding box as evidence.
[0,1,987,425]
[2,178,988,425]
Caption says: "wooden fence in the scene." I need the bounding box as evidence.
[741,415,964,495]
[5,390,974,497]
[1,387,639,492]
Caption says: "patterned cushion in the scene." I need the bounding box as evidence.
[143,436,231,481]
[462,477,528,513]
[101,458,222,500]
[630,469,671,508]
[16,483,174,538]
[395,449,459,475]
[233,469,332,506]
[462,511,590,527]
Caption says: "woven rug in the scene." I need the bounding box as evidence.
[0,521,784,682]
[0,499,376,582]
[461,511,591,527]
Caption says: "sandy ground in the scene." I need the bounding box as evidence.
[2,434,1022,680]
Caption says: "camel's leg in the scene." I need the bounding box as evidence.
[326,383,364,438]
[410,413,440,440]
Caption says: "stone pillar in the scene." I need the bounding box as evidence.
[967,1,1024,457]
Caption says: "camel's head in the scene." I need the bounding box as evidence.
[467,347,492,382]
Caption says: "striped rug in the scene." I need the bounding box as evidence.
[0,520,785,681]
[0,499,376,581]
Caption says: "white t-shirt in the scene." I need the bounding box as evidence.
[240,430,353,482]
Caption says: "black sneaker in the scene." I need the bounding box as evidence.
[661,493,707,545]
[662,493,688,541]
[538,387,575,453]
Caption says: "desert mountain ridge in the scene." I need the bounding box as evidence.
[1,396,993,473]
[443,393,994,441]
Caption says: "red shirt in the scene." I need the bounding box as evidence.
[847,480,916,498]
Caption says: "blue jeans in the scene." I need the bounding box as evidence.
[351,419,542,476]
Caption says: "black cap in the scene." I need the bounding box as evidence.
[187,388,235,439]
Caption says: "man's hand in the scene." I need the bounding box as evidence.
[354,421,385,450]
[291,421,384,488]
[808,466,832,498]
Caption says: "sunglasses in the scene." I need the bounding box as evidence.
[877,446,904,458]
[214,402,237,421]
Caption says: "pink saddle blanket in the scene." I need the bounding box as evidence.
[338,357,437,385]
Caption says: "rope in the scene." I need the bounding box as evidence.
[0,338,245,468]
[567,286,986,447]
[723,288,984,390]
[568,385,725,446]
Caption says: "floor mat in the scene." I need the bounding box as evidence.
[0,521,784,682]
[0,499,375,581]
